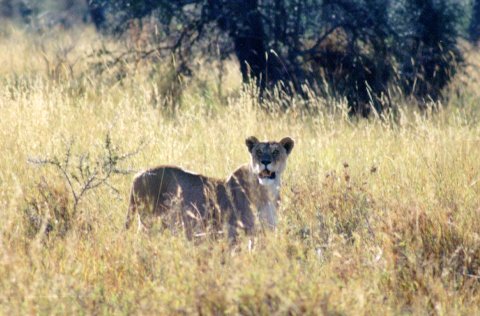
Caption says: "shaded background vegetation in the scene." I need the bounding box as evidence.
[2,0,480,115]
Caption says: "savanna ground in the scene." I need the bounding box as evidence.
[1,24,480,315]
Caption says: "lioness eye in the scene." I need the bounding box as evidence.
[272,150,279,156]
[256,149,262,156]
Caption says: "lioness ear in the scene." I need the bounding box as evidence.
[280,137,294,155]
[245,136,259,153]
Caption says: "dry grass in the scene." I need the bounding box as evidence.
[0,26,479,315]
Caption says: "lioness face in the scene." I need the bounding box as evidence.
[246,136,294,185]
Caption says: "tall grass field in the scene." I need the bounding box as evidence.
[1,25,479,314]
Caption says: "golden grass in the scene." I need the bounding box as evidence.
[0,26,479,315]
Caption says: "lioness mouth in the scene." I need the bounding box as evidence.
[259,170,276,179]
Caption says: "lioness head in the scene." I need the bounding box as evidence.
[246,136,294,185]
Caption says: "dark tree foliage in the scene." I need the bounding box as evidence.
[470,0,480,45]
[0,0,14,18]
[87,0,466,114]
[398,0,463,103]
[315,0,396,115]
[85,0,107,31]
[0,0,35,22]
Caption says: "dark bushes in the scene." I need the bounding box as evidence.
[87,0,467,115]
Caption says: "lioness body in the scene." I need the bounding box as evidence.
[125,137,294,239]
[126,166,230,236]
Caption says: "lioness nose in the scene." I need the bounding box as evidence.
[261,159,271,166]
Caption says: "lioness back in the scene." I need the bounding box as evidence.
[126,166,229,234]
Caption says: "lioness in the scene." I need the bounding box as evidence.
[125,136,294,240]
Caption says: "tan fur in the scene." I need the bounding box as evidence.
[125,137,294,240]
